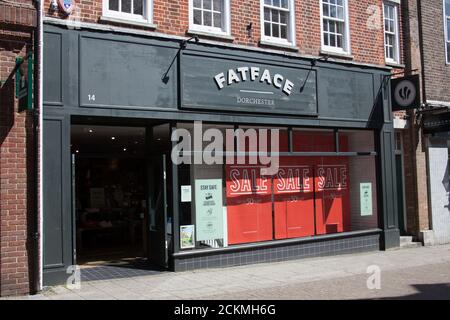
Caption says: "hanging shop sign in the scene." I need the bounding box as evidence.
[391,74,420,111]
[15,52,33,112]
[194,179,224,241]
[181,55,318,116]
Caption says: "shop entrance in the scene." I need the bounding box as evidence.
[70,122,171,275]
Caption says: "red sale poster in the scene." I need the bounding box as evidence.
[293,131,350,235]
[314,158,350,235]
[274,157,315,239]
[225,131,352,244]
[226,165,273,245]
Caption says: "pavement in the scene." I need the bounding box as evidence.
[3,244,450,300]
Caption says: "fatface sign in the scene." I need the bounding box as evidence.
[182,54,317,115]
[214,67,295,96]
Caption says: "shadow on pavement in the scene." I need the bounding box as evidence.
[378,283,450,300]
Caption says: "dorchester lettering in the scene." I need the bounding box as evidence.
[214,67,295,96]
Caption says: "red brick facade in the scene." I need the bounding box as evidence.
[44,0,397,67]
[1,0,407,296]
[0,0,37,296]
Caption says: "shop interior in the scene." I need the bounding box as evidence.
[70,122,170,268]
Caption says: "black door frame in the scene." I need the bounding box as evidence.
[69,121,173,269]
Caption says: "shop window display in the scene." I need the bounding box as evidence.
[176,123,378,250]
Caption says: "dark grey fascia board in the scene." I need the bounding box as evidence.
[43,17,392,73]
[44,105,380,129]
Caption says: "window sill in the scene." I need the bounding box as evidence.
[320,49,354,60]
[385,61,405,68]
[186,29,234,41]
[259,40,299,52]
[99,16,157,29]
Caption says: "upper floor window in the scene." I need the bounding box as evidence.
[445,0,450,63]
[261,0,296,46]
[103,0,153,23]
[321,0,350,54]
[189,0,231,36]
[383,2,400,64]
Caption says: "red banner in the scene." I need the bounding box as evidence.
[225,132,351,244]
[314,159,350,235]
[226,165,273,245]
[274,158,315,239]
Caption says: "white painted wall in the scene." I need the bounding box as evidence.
[428,136,450,244]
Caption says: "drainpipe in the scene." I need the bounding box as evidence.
[32,0,44,293]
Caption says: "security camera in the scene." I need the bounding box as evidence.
[50,0,59,12]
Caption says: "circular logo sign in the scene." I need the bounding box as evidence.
[394,79,417,107]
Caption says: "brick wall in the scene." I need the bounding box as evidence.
[44,0,395,67]
[0,0,36,297]
[397,0,431,239]
[420,0,450,103]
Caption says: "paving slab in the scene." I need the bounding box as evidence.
[4,244,450,300]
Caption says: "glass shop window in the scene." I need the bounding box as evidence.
[338,130,375,153]
[177,123,232,250]
[312,155,378,235]
[292,129,336,152]
[236,125,289,153]
[176,124,379,251]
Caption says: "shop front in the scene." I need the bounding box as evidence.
[42,23,399,285]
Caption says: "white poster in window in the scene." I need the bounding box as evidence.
[360,183,373,216]
[180,225,195,249]
[181,185,192,202]
[195,179,223,241]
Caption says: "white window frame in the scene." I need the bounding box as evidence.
[320,0,351,55]
[383,1,401,64]
[102,0,153,24]
[260,0,296,46]
[188,0,231,36]
[444,0,450,64]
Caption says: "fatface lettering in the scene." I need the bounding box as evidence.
[214,67,295,96]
